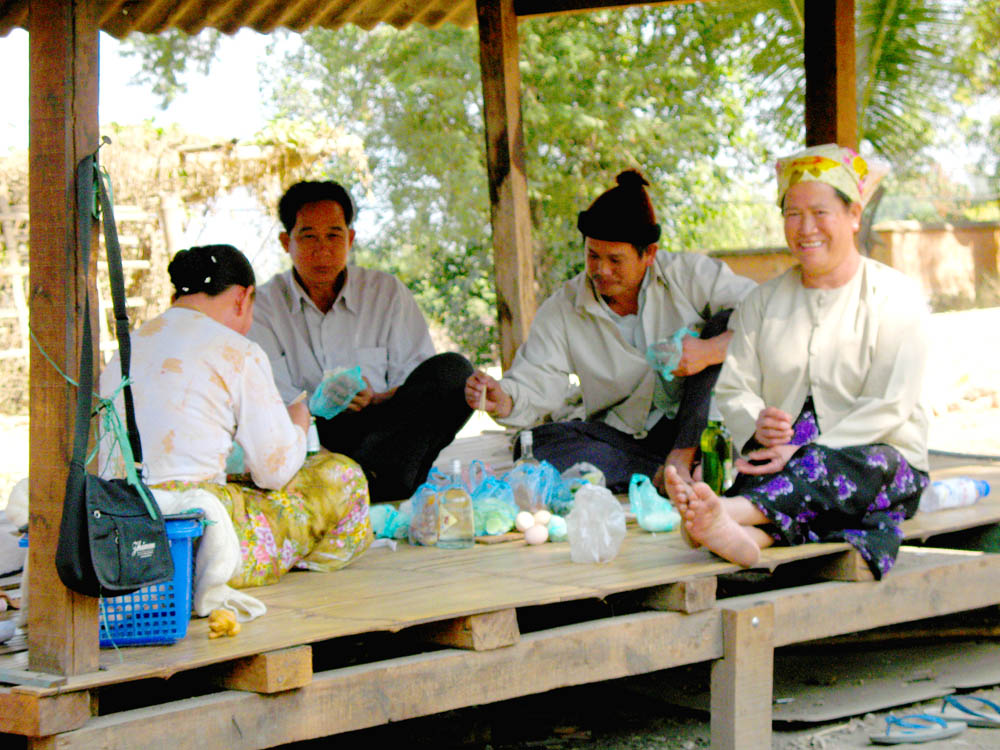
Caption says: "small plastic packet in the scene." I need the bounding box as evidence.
[224,442,245,475]
[308,366,366,419]
[629,473,680,532]
[406,483,439,546]
[472,477,519,536]
[370,504,410,539]
[566,484,627,563]
[645,326,698,382]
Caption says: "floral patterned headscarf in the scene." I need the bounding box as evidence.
[775,144,869,207]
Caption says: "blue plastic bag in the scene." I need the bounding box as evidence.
[471,476,519,536]
[308,366,366,419]
[629,473,680,532]
[645,327,698,382]
[370,504,410,539]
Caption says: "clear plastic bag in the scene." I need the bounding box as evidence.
[471,476,519,536]
[566,484,627,563]
[308,366,366,419]
[406,483,439,546]
[629,473,680,532]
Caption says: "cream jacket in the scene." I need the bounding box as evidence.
[717,257,930,471]
[499,252,756,437]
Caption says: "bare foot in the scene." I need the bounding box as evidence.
[685,482,761,567]
[663,466,700,549]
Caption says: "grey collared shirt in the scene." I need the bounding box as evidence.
[248,266,436,403]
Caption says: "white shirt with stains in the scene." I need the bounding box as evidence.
[98,307,306,490]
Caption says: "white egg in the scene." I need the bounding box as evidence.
[532,509,552,527]
[524,523,549,545]
[515,511,536,532]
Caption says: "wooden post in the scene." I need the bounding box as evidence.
[477,0,536,370]
[27,0,101,674]
[710,604,774,750]
[804,0,857,150]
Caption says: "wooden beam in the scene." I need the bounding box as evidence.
[710,604,774,750]
[412,608,521,650]
[804,0,857,149]
[217,646,313,694]
[33,610,723,748]
[0,688,90,736]
[640,577,717,613]
[514,0,702,19]
[27,0,101,674]
[477,0,536,370]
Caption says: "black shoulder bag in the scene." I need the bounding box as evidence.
[55,143,174,597]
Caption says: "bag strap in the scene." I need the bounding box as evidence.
[67,142,156,518]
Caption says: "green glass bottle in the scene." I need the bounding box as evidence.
[699,419,733,495]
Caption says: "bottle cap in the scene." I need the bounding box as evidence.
[974,479,991,497]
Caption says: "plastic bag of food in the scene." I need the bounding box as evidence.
[370,504,410,540]
[406,483,439,546]
[629,473,680,532]
[471,476,519,536]
[566,484,627,563]
[308,366,366,419]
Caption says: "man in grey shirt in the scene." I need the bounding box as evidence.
[249,181,473,502]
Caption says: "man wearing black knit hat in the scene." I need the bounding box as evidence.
[465,169,756,492]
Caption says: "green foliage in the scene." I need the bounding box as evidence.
[120,29,223,107]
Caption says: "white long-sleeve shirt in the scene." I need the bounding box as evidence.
[99,307,306,490]
[716,257,930,471]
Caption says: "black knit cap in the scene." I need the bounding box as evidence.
[577,169,661,248]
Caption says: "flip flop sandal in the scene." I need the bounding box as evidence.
[869,713,966,745]
[927,694,1000,728]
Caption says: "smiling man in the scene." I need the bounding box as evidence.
[465,170,756,492]
[249,181,473,502]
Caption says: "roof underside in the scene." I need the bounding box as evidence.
[0,0,687,38]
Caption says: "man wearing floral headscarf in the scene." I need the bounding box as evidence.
[663,144,931,580]
[466,169,756,492]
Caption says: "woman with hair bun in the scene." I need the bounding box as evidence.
[99,244,371,588]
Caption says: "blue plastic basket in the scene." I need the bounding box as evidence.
[98,514,203,648]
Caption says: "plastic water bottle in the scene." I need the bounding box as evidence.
[306,417,320,456]
[918,478,991,513]
[437,459,475,549]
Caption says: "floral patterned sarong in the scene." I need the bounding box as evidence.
[157,451,372,588]
[729,398,929,579]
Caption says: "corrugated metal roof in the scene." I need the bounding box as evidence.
[0,0,481,39]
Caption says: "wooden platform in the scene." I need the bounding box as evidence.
[1,456,999,749]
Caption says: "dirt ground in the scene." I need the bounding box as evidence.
[3,307,999,749]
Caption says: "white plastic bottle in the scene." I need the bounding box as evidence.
[918,478,991,513]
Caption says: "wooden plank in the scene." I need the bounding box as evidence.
[476,0,537,370]
[0,669,66,688]
[412,608,520,651]
[724,548,1000,648]
[710,604,773,750]
[36,609,723,748]
[804,0,857,149]
[640,577,717,613]
[0,688,90,736]
[27,0,101,675]
[217,646,312,694]
[514,0,701,19]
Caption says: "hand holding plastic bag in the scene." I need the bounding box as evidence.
[566,484,627,563]
[646,327,697,382]
[629,473,680,532]
[308,366,366,419]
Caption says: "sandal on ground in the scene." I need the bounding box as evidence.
[869,713,966,745]
[926,693,1000,728]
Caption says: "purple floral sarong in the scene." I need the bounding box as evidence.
[729,397,929,579]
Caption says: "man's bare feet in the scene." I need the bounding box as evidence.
[663,465,700,549]
[684,482,761,567]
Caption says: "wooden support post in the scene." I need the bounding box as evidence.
[804,0,857,150]
[710,604,774,750]
[477,0,536,370]
[27,0,101,674]
[0,689,90,736]
[218,646,313,694]
[414,608,521,651]
[641,578,717,613]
